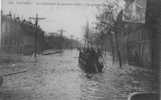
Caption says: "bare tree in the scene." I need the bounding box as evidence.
[94,3,123,67]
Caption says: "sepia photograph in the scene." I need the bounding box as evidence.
[0,0,160,100]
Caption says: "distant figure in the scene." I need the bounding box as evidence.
[0,76,3,86]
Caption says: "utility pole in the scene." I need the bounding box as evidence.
[70,35,74,49]
[58,29,66,37]
[29,14,45,58]
[58,29,66,49]
[84,21,90,48]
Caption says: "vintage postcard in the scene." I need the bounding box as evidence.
[0,0,160,100]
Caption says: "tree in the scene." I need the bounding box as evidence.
[94,2,124,67]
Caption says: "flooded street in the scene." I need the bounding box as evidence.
[1,0,160,99]
[0,50,158,100]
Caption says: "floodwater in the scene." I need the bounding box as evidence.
[0,50,158,100]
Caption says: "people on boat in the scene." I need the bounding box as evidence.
[78,46,104,73]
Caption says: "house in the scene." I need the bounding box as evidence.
[126,23,151,67]
[112,9,151,67]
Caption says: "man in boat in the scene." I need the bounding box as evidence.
[78,46,104,73]
[88,47,104,73]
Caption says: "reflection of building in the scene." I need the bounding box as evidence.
[1,13,45,55]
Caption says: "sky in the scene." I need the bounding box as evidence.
[2,0,109,39]
[2,0,126,40]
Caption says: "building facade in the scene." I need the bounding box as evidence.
[1,13,45,55]
[115,10,152,67]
